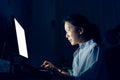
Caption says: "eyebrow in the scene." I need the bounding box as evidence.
[65,27,71,31]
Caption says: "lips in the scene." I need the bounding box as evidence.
[68,39,72,42]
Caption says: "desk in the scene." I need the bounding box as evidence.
[0,58,53,80]
[0,71,52,80]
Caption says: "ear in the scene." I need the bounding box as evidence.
[79,27,84,35]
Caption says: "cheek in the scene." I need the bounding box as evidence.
[68,31,79,40]
[72,33,79,41]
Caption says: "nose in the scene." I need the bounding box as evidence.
[66,33,69,38]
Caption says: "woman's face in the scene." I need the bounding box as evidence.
[64,21,81,45]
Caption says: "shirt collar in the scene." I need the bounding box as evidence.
[79,39,94,49]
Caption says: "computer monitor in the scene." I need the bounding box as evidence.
[14,18,28,58]
[14,19,49,72]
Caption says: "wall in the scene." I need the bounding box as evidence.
[55,0,120,67]
[0,0,120,69]
[0,0,60,68]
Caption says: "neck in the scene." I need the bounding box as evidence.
[78,38,90,45]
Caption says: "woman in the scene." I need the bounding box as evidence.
[41,14,107,80]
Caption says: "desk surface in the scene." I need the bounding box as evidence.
[0,71,52,80]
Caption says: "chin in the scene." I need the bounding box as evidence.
[70,42,76,46]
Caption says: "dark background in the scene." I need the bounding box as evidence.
[0,0,120,69]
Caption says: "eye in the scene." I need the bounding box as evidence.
[66,28,70,32]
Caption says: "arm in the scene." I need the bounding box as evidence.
[41,60,75,79]
[41,60,70,76]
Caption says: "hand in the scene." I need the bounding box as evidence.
[41,60,70,77]
[41,60,56,69]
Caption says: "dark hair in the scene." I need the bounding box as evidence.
[63,14,90,28]
[63,14,101,45]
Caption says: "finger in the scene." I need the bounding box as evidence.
[41,60,49,68]
[44,64,51,69]
[40,64,44,67]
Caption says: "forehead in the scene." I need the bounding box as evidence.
[64,21,75,30]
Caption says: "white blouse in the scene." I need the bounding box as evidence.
[68,39,107,80]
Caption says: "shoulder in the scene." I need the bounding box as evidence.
[85,39,100,51]
[86,40,100,58]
